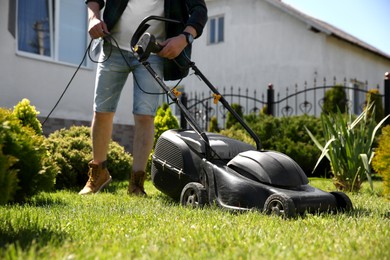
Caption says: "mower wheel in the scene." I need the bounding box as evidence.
[330,191,353,212]
[180,182,207,208]
[263,194,296,218]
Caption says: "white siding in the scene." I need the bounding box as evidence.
[0,0,135,125]
[183,0,389,98]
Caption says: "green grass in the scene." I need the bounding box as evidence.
[1,179,389,260]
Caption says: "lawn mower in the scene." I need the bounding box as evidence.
[131,16,353,218]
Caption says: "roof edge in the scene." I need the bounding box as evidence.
[264,0,390,60]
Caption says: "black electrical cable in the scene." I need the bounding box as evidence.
[42,34,185,126]
[42,39,94,126]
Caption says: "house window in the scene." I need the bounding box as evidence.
[16,0,88,65]
[208,15,224,44]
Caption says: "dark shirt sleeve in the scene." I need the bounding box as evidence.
[85,0,105,10]
[186,0,208,38]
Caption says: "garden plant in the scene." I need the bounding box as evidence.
[372,125,390,199]
[306,104,389,192]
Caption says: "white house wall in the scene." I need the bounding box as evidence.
[0,0,135,126]
[183,0,390,99]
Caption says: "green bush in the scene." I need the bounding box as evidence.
[153,103,179,146]
[12,98,42,135]
[223,114,327,177]
[365,89,384,123]
[0,142,18,205]
[307,105,389,192]
[219,127,256,148]
[147,104,179,175]
[46,126,132,190]
[322,85,347,114]
[225,103,243,129]
[208,116,220,132]
[0,107,56,203]
[372,125,390,199]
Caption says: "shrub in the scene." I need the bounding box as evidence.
[372,125,390,199]
[153,103,179,146]
[225,103,243,129]
[245,114,280,149]
[147,104,179,175]
[0,107,56,203]
[307,104,389,192]
[259,105,268,116]
[12,98,42,135]
[0,143,18,205]
[322,85,347,114]
[46,126,132,190]
[224,114,327,177]
[364,89,384,123]
[219,127,256,148]
[208,116,220,132]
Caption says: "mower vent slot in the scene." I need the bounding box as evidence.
[154,138,184,170]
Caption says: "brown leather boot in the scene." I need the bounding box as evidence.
[79,160,112,195]
[128,171,147,196]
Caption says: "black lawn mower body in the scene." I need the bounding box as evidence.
[132,16,353,218]
[151,129,351,217]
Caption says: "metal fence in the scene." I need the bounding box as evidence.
[179,73,390,131]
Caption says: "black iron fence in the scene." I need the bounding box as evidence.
[179,73,390,131]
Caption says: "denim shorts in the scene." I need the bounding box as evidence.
[93,43,164,116]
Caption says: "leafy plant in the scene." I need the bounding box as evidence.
[153,103,179,146]
[322,85,347,114]
[225,103,243,129]
[0,143,18,205]
[219,127,256,147]
[147,104,179,175]
[306,104,389,192]
[244,114,327,176]
[0,107,56,203]
[12,98,42,135]
[372,125,390,199]
[45,126,132,190]
[208,116,220,132]
[364,89,384,123]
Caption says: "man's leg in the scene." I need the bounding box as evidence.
[79,43,132,195]
[129,53,163,196]
[128,114,155,196]
[132,114,155,172]
[78,111,115,195]
[92,111,115,163]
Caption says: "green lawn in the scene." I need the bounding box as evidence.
[1,179,389,260]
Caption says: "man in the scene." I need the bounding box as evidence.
[79,0,208,196]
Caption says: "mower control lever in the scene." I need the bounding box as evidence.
[133,32,162,62]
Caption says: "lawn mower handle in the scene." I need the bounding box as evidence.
[181,55,262,151]
[132,16,262,152]
[131,16,182,50]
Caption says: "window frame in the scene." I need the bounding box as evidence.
[208,15,225,45]
[15,0,90,67]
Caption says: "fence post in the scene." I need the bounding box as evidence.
[267,84,274,116]
[385,72,390,125]
[180,92,188,129]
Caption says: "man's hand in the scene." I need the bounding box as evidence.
[87,2,108,39]
[158,34,188,60]
[88,17,109,39]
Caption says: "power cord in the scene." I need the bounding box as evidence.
[42,34,185,126]
[42,39,93,126]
